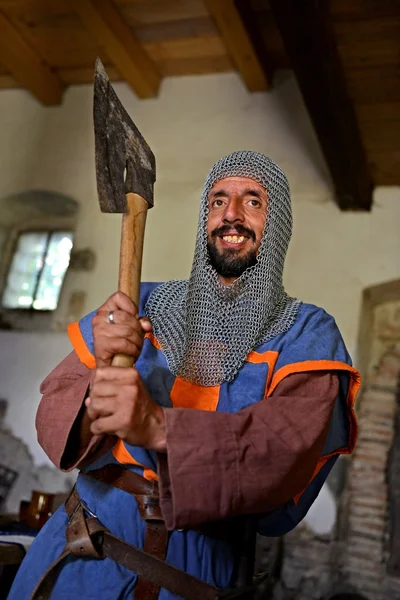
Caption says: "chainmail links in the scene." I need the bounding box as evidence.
[146,151,301,386]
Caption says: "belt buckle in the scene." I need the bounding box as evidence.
[80,498,98,520]
[68,496,98,524]
[68,500,81,524]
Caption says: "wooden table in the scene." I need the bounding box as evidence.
[0,514,35,599]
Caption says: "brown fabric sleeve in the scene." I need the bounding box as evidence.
[36,351,115,471]
[158,371,339,530]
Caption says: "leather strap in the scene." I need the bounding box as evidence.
[98,525,265,600]
[82,466,236,542]
[29,548,70,600]
[30,484,221,600]
[82,464,157,496]
[134,521,168,599]
[83,465,166,598]
[82,465,164,523]
[29,471,262,600]
[98,528,221,600]
[65,491,103,559]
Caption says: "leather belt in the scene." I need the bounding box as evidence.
[81,464,163,521]
[29,465,265,600]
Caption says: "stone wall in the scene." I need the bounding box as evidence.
[343,301,400,599]
[269,296,400,600]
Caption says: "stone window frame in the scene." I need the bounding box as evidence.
[355,279,400,382]
[0,215,76,331]
[1,222,74,312]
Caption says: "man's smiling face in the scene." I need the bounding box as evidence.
[206,177,268,285]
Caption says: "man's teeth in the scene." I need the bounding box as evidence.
[222,235,245,243]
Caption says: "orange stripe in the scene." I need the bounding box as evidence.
[144,332,163,350]
[268,360,361,397]
[268,359,360,453]
[112,440,158,482]
[272,360,361,505]
[246,350,279,397]
[67,322,96,369]
[246,349,278,365]
[170,377,220,411]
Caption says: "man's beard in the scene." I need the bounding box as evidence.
[207,225,257,278]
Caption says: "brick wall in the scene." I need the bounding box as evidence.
[343,299,400,599]
[268,299,400,600]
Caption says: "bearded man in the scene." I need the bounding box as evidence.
[9,151,360,600]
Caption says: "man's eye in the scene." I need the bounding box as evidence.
[249,198,261,207]
[212,199,224,207]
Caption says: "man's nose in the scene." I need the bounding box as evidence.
[222,197,244,223]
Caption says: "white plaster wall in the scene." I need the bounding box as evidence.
[30,71,335,321]
[0,331,70,465]
[16,71,399,363]
[287,186,400,359]
[0,89,45,198]
[0,71,399,482]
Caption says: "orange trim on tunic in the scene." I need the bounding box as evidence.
[268,359,359,451]
[246,350,279,397]
[170,378,220,411]
[144,332,163,350]
[112,440,158,482]
[67,322,96,370]
[268,360,360,397]
[268,360,361,505]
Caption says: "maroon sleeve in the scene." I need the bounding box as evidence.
[36,351,115,471]
[158,371,339,530]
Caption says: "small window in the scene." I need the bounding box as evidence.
[2,231,73,311]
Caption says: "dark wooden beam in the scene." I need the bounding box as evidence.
[240,0,374,211]
[205,0,270,91]
[73,0,161,99]
[0,10,63,105]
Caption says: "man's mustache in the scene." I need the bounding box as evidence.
[211,224,256,242]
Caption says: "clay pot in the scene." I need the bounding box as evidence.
[24,490,54,529]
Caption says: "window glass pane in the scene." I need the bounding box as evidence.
[2,232,48,309]
[33,232,73,310]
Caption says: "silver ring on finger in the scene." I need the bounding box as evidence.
[107,310,115,325]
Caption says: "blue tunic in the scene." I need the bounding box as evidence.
[9,283,360,599]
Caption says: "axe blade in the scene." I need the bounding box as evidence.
[94,58,156,213]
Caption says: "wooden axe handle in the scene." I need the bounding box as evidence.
[111,192,148,368]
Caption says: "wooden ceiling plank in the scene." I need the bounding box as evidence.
[204,0,269,92]
[361,120,400,153]
[236,1,287,73]
[116,1,209,26]
[134,17,218,44]
[369,151,400,186]
[158,55,233,77]
[73,0,161,98]
[268,0,373,210]
[0,74,20,89]
[2,4,101,69]
[356,102,400,124]
[144,36,229,62]
[334,17,400,70]
[58,54,233,83]
[59,65,122,85]
[330,0,399,22]
[0,9,63,104]
[345,66,400,106]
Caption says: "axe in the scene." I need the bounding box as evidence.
[94,58,155,368]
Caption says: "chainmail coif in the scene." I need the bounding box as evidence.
[145,151,301,386]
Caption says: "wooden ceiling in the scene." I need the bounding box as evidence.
[244,0,400,195]
[0,0,268,99]
[0,0,399,210]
